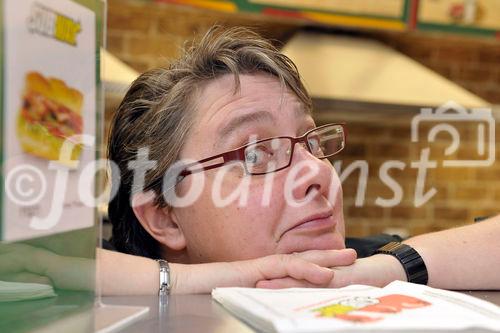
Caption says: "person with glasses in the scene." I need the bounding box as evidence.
[0,27,500,295]
[0,26,359,296]
[103,26,357,294]
[7,26,495,295]
[101,26,499,295]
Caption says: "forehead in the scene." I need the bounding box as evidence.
[194,73,308,130]
[181,73,312,158]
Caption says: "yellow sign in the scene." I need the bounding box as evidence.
[27,3,81,46]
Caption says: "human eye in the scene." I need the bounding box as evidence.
[307,134,322,154]
[244,143,273,166]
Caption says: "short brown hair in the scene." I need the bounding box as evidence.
[108,26,312,258]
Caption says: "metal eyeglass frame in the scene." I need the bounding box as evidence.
[175,123,347,183]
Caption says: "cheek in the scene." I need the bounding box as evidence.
[214,173,285,236]
[329,169,346,238]
[173,173,285,261]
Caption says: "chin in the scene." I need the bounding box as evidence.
[278,232,345,254]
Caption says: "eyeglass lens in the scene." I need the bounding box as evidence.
[243,124,345,175]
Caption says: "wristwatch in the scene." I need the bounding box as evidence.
[374,242,428,285]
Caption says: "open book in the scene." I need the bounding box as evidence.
[212,281,500,332]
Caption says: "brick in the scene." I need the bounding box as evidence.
[390,206,427,219]
[468,209,499,221]
[426,62,453,78]
[120,57,152,73]
[433,219,469,229]
[477,46,500,64]
[348,124,388,139]
[432,167,474,182]
[343,142,367,158]
[455,146,487,160]
[413,122,479,145]
[477,88,500,104]
[409,224,443,236]
[431,184,449,201]
[366,174,416,200]
[107,8,153,34]
[347,205,385,219]
[434,207,468,220]
[368,224,399,236]
[127,35,181,59]
[341,178,365,198]
[453,81,488,95]
[336,160,370,179]
[365,181,404,202]
[403,181,446,203]
[157,9,235,37]
[474,167,500,181]
[107,34,125,54]
[453,186,492,200]
[402,46,434,62]
[388,126,411,141]
[495,69,500,86]
[435,46,477,63]
[345,222,369,238]
[454,66,493,82]
[369,143,410,159]
[495,189,500,201]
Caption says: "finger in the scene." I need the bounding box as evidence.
[1,272,52,286]
[259,255,334,285]
[0,243,53,275]
[295,249,357,267]
[0,243,24,254]
[0,253,25,275]
[256,278,320,289]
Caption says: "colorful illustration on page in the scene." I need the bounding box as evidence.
[309,294,431,323]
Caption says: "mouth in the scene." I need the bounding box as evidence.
[282,211,336,236]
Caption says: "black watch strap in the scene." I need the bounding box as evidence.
[374,242,428,285]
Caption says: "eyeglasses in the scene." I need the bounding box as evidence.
[176,123,346,182]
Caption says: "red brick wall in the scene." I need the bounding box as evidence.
[320,109,500,237]
[107,1,500,104]
[106,0,500,237]
[107,0,300,72]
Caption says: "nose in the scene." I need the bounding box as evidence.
[287,142,335,202]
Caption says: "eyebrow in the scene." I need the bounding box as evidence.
[217,110,276,146]
[216,105,309,149]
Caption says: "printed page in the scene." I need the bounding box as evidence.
[212,281,500,332]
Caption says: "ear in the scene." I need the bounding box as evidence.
[131,192,187,251]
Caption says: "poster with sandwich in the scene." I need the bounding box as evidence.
[18,71,84,164]
[2,0,97,241]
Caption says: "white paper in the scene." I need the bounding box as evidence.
[0,280,56,302]
[212,281,500,332]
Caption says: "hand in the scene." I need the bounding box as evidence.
[172,249,356,293]
[0,243,56,286]
[254,253,407,290]
[0,243,93,290]
[329,254,407,288]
